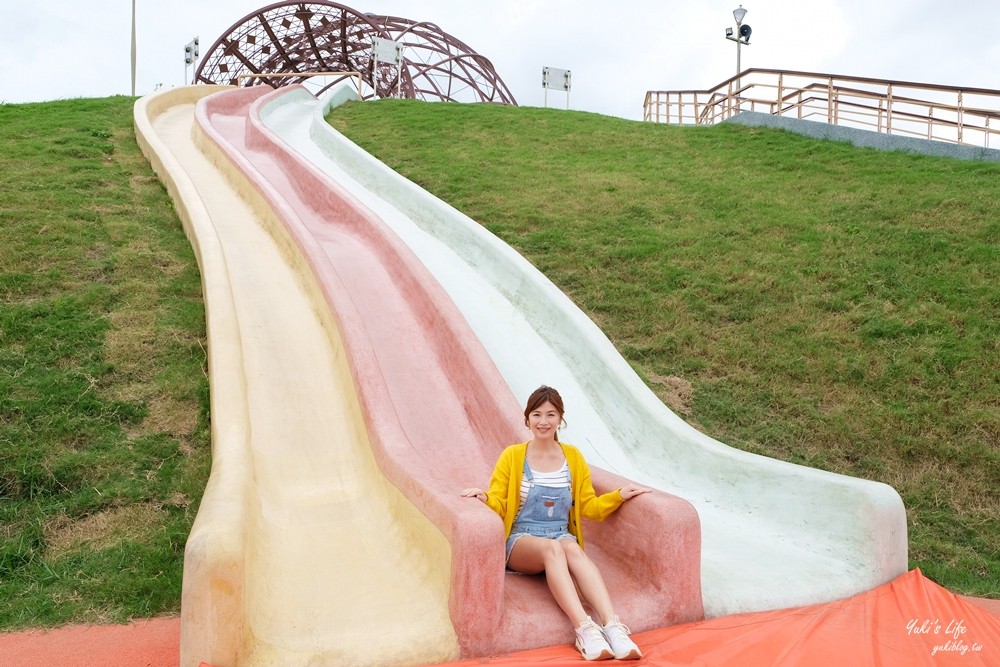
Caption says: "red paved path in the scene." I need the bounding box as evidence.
[0,617,179,667]
[0,596,996,667]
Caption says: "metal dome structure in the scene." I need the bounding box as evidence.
[195,1,517,104]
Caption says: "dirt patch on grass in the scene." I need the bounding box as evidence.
[144,396,199,452]
[102,292,200,447]
[649,374,694,415]
[104,308,158,384]
[44,504,164,560]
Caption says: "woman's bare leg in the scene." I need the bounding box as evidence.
[507,536,589,625]
[558,540,617,624]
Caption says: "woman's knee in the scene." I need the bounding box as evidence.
[540,539,569,568]
[559,539,591,567]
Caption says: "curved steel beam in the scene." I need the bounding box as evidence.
[196,1,516,105]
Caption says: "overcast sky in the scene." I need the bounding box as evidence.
[2,1,998,120]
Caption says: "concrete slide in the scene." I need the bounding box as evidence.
[135,87,456,666]
[257,85,910,618]
[135,84,701,667]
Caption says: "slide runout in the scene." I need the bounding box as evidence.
[137,86,457,667]
[204,84,703,655]
[271,86,908,616]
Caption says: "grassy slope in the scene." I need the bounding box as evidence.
[326,99,999,598]
[0,97,210,629]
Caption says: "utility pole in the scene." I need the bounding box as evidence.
[131,0,136,96]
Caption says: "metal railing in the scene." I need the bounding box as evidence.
[644,69,1000,149]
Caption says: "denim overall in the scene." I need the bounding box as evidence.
[504,457,575,563]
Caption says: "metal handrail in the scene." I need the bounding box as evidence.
[644,69,1000,148]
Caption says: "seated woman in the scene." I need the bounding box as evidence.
[462,385,650,661]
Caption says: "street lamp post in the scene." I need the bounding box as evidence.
[131,0,136,96]
[724,5,752,92]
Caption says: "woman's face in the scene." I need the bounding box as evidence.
[527,400,562,441]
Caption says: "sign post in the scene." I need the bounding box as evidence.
[184,37,200,84]
[372,37,404,98]
[542,66,572,110]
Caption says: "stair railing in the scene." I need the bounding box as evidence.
[644,69,1000,149]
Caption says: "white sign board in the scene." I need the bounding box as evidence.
[372,37,402,64]
[542,67,571,92]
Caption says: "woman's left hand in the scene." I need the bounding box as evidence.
[460,487,487,503]
[619,484,651,500]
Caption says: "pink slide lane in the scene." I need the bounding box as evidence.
[193,85,703,658]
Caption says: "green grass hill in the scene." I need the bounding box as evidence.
[0,97,209,628]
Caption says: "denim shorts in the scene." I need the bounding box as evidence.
[505,524,576,564]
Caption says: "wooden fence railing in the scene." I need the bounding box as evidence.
[644,69,1000,149]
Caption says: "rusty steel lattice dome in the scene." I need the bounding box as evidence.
[195,1,517,104]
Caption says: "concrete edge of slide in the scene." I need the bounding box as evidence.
[134,86,252,666]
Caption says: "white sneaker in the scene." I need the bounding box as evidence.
[601,615,642,660]
[574,617,614,661]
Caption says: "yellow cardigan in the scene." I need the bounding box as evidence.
[483,441,624,549]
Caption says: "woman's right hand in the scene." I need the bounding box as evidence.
[460,488,487,503]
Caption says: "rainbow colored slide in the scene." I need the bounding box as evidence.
[133,84,910,666]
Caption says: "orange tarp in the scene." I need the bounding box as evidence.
[432,569,999,666]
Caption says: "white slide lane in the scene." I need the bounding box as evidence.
[260,85,909,618]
